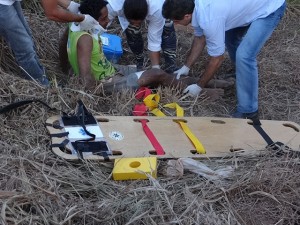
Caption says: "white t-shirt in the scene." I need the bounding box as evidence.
[107,0,165,52]
[0,0,21,5]
[192,0,285,56]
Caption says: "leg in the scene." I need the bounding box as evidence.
[225,26,249,64]
[235,2,286,113]
[125,24,144,70]
[138,69,193,89]
[161,19,177,73]
[0,2,49,85]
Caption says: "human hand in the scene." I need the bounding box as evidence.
[67,1,80,14]
[174,65,190,79]
[79,15,99,32]
[183,84,202,97]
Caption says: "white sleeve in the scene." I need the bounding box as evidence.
[146,11,164,52]
[193,26,204,37]
[203,19,226,57]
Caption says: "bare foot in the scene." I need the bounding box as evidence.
[206,78,235,89]
[202,88,224,101]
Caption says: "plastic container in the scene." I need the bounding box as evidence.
[100,33,123,63]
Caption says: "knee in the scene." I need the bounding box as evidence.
[236,47,256,64]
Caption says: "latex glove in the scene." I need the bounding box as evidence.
[183,84,202,97]
[92,24,107,35]
[67,1,80,14]
[79,15,99,32]
[174,65,190,79]
[152,65,160,69]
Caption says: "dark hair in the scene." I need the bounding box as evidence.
[79,0,108,20]
[123,0,148,21]
[162,0,194,20]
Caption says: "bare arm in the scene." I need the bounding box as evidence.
[58,27,70,74]
[149,51,160,66]
[77,35,96,87]
[197,55,224,88]
[41,0,84,22]
[185,35,206,68]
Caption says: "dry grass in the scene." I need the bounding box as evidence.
[0,2,300,224]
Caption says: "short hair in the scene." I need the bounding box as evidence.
[162,0,195,20]
[123,0,148,21]
[79,0,108,20]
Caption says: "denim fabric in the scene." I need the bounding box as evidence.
[0,2,49,86]
[225,2,286,113]
[125,19,177,72]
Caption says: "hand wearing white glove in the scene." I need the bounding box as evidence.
[174,65,190,79]
[79,15,99,32]
[183,84,202,97]
[67,1,80,14]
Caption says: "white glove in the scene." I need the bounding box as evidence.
[174,65,190,79]
[67,1,80,14]
[79,15,99,32]
[183,84,202,97]
[92,24,107,35]
[152,65,160,69]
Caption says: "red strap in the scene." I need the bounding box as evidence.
[133,87,152,116]
[133,104,148,116]
[139,119,165,155]
[135,87,151,100]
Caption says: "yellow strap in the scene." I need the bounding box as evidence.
[143,93,205,154]
[143,94,166,117]
[164,103,206,154]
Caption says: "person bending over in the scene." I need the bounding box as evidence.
[162,0,286,119]
[106,0,177,72]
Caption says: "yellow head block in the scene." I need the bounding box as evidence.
[112,157,157,180]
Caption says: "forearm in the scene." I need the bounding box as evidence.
[197,55,224,88]
[41,0,84,22]
[149,51,160,66]
[77,35,95,86]
[185,36,206,68]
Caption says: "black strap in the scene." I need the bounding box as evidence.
[50,132,70,138]
[71,141,110,161]
[61,100,97,126]
[45,122,64,129]
[250,118,293,155]
[0,99,62,114]
[252,124,274,146]
[50,139,70,148]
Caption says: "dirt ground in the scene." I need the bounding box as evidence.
[0,2,299,225]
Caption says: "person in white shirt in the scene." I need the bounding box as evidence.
[107,0,177,73]
[162,0,286,119]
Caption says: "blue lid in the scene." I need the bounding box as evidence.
[100,33,123,54]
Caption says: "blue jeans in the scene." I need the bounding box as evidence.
[225,2,286,113]
[0,2,48,85]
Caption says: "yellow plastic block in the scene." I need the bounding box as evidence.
[112,157,157,180]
